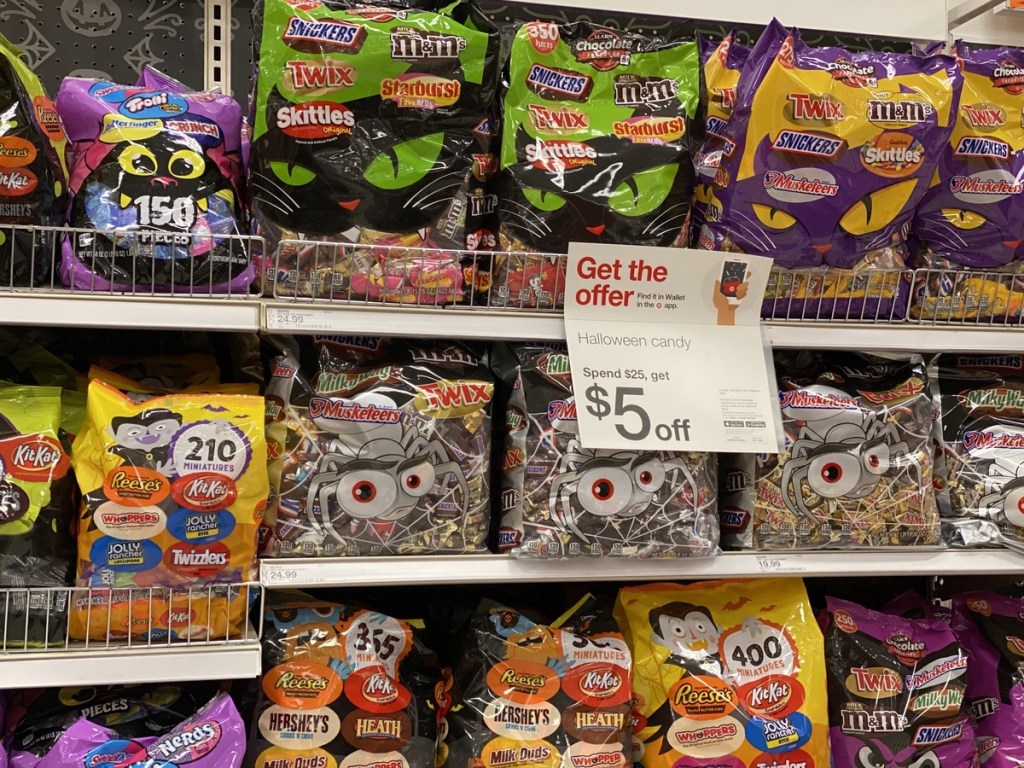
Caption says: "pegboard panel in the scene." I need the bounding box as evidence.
[0,0,208,92]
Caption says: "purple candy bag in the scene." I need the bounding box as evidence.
[953,592,1024,767]
[32,692,243,768]
[825,596,978,768]
[914,42,1024,269]
[55,75,252,294]
[699,20,961,319]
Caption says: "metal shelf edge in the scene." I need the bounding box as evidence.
[0,640,262,689]
[260,550,1024,588]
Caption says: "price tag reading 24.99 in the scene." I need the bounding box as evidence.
[565,244,779,454]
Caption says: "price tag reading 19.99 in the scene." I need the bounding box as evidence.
[584,384,692,443]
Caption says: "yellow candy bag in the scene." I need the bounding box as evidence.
[69,379,267,641]
[614,579,829,768]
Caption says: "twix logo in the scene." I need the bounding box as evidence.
[528,104,588,134]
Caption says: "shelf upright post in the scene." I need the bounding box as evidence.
[204,0,232,94]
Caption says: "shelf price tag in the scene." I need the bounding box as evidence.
[265,306,335,332]
[565,244,780,453]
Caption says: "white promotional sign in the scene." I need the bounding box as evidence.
[565,244,779,453]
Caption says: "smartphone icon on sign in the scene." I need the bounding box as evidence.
[720,260,747,298]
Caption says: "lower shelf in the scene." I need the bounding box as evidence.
[0,634,262,688]
[259,549,1024,588]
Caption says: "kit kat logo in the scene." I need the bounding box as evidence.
[285,60,356,90]
[827,57,877,87]
[526,64,593,102]
[283,16,367,54]
[528,104,589,134]
[994,61,1024,94]
[380,75,461,109]
[390,29,466,60]
[571,29,635,71]
[612,116,685,144]
[414,380,493,417]
[740,678,803,719]
[171,473,237,511]
[0,435,68,482]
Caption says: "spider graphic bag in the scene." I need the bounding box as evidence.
[492,343,717,559]
[267,338,492,556]
[614,578,829,768]
[930,354,1024,551]
[496,21,703,258]
[0,33,68,287]
[698,21,961,319]
[55,73,250,293]
[952,592,1024,767]
[251,0,499,297]
[445,595,631,768]
[825,597,977,768]
[757,351,939,549]
[68,379,266,641]
[247,594,440,768]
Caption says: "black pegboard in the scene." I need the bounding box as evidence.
[0,0,209,93]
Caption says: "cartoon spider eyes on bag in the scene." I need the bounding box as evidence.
[56,75,252,293]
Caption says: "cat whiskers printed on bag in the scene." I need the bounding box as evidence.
[304,420,469,550]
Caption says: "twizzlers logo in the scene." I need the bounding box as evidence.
[571,29,635,71]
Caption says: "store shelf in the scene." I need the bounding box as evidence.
[765,323,1024,352]
[260,549,1024,588]
[950,0,1024,45]
[0,637,262,689]
[0,293,261,332]
[263,302,567,340]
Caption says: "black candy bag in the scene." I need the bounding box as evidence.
[0,33,68,286]
[246,594,440,768]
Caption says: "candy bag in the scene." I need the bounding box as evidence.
[55,75,251,293]
[446,595,631,768]
[914,43,1024,270]
[268,339,492,556]
[6,683,218,768]
[68,379,266,641]
[246,594,440,768]
[930,354,1024,550]
[31,692,245,768]
[90,353,221,392]
[492,343,718,558]
[0,33,67,287]
[825,597,977,768]
[614,578,829,767]
[718,453,754,549]
[691,32,748,242]
[251,0,499,296]
[700,21,961,319]
[757,351,939,549]
[497,21,703,258]
[953,592,1024,766]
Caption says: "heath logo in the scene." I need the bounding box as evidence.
[390,29,466,60]
[285,60,356,90]
[283,17,367,53]
[526,64,593,102]
[612,76,678,107]
[572,29,635,71]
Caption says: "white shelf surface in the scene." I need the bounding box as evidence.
[260,549,1024,588]
[0,638,262,689]
[0,293,261,332]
